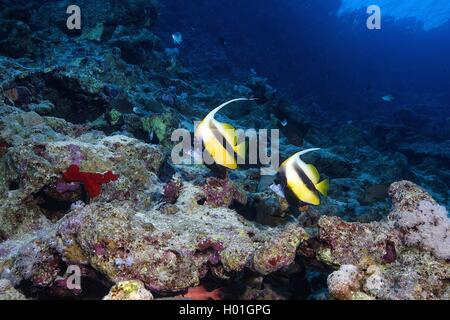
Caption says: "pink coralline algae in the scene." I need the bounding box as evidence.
[93,243,107,256]
[201,177,247,208]
[163,179,183,204]
[196,237,224,264]
[197,238,224,252]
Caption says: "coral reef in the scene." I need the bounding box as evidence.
[0,112,310,296]
[313,182,449,300]
[391,200,449,260]
[0,0,448,301]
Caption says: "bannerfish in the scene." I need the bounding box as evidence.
[382,95,394,102]
[195,98,252,170]
[132,106,152,117]
[273,148,329,206]
[172,32,183,45]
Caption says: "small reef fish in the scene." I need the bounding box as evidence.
[382,95,394,102]
[132,106,152,117]
[195,98,252,170]
[272,148,329,206]
[172,32,183,45]
[178,286,222,300]
[269,183,285,198]
[280,118,288,127]
[148,129,155,143]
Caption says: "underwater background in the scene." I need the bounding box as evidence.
[0,0,448,300]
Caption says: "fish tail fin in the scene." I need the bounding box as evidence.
[316,178,329,197]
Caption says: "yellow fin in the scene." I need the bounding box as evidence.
[234,140,246,160]
[306,164,320,184]
[289,179,321,206]
[315,179,329,197]
[217,121,236,146]
[203,133,237,169]
[221,122,236,130]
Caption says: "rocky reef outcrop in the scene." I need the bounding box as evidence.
[0,104,448,300]
[314,181,449,300]
[0,105,308,296]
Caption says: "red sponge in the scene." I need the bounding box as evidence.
[63,165,119,198]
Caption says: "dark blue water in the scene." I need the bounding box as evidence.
[155,0,450,122]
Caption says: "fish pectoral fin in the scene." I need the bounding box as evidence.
[315,179,329,197]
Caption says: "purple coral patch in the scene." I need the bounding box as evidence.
[382,240,397,264]
[67,144,86,166]
[56,182,81,194]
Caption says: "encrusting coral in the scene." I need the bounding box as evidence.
[327,265,365,300]
[390,200,449,260]
[103,280,153,300]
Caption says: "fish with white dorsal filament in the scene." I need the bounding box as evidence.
[195,98,254,171]
[272,148,329,208]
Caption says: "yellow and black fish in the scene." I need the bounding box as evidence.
[195,98,251,171]
[274,148,329,207]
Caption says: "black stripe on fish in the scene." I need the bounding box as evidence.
[209,121,238,162]
[293,160,319,195]
[276,168,302,208]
